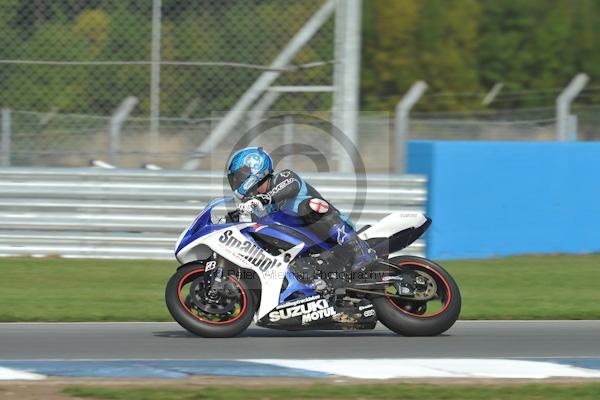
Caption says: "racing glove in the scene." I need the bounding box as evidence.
[238,198,265,214]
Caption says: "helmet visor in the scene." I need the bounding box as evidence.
[227,166,251,191]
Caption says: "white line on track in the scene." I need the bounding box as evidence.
[247,359,600,380]
[0,367,45,381]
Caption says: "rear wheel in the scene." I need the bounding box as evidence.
[165,262,255,338]
[373,255,461,336]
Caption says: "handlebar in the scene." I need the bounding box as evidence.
[226,209,240,223]
[226,207,257,223]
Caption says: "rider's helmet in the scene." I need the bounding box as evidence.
[227,147,273,199]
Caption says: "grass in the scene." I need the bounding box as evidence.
[0,254,599,321]
[63,382,600,400]
[0,257,175,321]
[443,254,600,320]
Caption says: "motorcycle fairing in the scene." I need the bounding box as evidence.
[175,197,236,255]
[255,211,333,250]
[174,198,321,320]
[358,212,428,240]
[174,197,432,325]
[358,211,431,255]
[193,225,305,320]
[256,293,378,331]
[279,269,317,303]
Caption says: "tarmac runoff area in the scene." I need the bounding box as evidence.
[1,320,599,380]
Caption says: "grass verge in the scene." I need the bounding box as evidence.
[444,253,600,319]
[0,257,174,321]
[0,253,599,321]
[63,382,600,400]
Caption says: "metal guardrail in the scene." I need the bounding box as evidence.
[0,168,427,260]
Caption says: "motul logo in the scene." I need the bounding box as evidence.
[268,298,336,323]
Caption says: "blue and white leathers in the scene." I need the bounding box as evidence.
[174,196,429,322]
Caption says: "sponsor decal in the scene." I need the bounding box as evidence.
[268,297,336,324]
[218,230,283,272]
[242,175,258,191]
[397,213,420,218]
[336,224,350,245]
[205,260,217,272]
[358,304,373,311]
[253,223,268,232]
[363,309,376,317]
[279,170,291,178]
[268,177,296,197]
[276,295,320,310]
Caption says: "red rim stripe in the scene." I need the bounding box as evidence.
[178,268,247,325]
[386,261,452,318]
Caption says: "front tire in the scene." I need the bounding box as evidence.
[373,256,461,336]
[165,262,255,338]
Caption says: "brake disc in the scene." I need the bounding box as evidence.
[189,278,236,315]
[412,270,437,301]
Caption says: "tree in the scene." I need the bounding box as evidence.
[362,0,423,111]
[362,0,483,111]
[416,0,482,111]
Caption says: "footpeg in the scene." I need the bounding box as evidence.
[308,279,327,292]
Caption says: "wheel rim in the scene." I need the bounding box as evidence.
[385,261,452,318]
[177,268,247,325]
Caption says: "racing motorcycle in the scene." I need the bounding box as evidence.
[165,197,461,338]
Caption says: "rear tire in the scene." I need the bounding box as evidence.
[373,256,461,336]
[165,262,255,338]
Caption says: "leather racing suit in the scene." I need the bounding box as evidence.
[246,169,375,285]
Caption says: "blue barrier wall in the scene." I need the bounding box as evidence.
[407,140,600,260]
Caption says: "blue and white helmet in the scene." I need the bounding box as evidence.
[227,147,273,199]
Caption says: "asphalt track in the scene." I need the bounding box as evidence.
[1,321,599,360]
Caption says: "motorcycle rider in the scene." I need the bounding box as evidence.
[227,147,376,290]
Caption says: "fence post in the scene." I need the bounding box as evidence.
[556,73,589,141]
[109,97,138,166]
[482,83,503,106]
[149,0,162,154]
[332,0,362,173]
[1,108,11,166]
[394,81,427,174]
[282,114,295,170]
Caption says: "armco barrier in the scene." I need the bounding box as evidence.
[408,140,600,259]
[0,168,427,259]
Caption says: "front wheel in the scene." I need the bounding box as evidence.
[372,255,461,336]
[165,262,255,338]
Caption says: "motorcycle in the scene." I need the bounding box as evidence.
[165,197,461,337]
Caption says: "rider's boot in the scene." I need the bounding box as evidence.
[330,223,377,271]
[309,224,377,291]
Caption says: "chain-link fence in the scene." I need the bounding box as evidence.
[1,110,395,173]
[410,107,558,141]
[0,0,338,168]
[572,104,600,141]
[3,104,598,171]
[409,104,600,142]
[2,1,599,171]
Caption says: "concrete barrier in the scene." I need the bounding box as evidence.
[408,140,600,259]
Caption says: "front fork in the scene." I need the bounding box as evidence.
[203,254,238,301]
